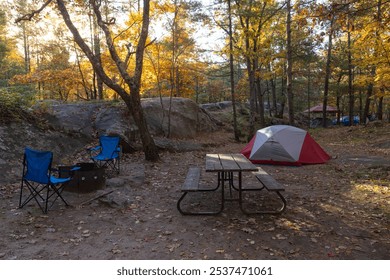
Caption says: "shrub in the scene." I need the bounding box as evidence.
[0,86,36,123]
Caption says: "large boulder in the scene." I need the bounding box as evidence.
[43,97,217,148]
[200,101,232,111]
[43,102,101,136]
[142,97,216,138]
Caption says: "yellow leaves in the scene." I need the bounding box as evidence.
[73,0,87,6]
[154,1,176,15]
[353,74,373,87]
[259,70,274,81]
[354,183,389,195]
[9,74,30,85]
[295,8,310,27]
[297,7,310,18]
[5,49,24,63]
[375,68,390,82]
[11,67,83,100]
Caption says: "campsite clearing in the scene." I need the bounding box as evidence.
[0,124,389,259]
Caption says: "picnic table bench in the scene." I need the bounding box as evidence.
[177,154,288,215]
[181,167,201,192]
[247,167,287,214]
[177,167,223,215]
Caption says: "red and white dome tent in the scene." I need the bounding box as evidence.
[241,125,331,166]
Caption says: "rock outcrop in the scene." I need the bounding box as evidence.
[45,97,216,147]
[0,97,218,184]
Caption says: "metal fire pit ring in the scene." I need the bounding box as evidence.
[59,162,105,193]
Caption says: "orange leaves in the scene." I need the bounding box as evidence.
[12,68,77,85]
[11,67,82,100]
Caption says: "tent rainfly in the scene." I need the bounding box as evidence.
[241,125,331,165]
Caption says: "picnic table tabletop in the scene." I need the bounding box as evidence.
[205,153,258,172]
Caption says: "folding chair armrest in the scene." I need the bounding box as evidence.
[88,146,102,158]
[51,167,59,173]
[53,166,79,172]
[50,167,62,178]
[66,165,81,177]
[70,166,81,172]
[88,145,101,152]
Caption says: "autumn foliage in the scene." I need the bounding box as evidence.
[0,0,389,122]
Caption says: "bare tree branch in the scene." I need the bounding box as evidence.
[15,0,53,23]
[124,38,156,66]
[55,0,127,101]
[89,0,134,87]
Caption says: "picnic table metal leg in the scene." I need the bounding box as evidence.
[238,171,243,210]
[217,171,237,194]
[177,191,224,215]
[239,187,287,215]
[177,175,225,215]
[228,172,234,197]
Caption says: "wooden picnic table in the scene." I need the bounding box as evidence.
[177,153,286,215]
[205,153,258,213]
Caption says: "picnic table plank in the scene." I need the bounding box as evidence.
[218,154,240,171]
[231,153,258,171]
[206,153,258,172]
[181,167,201,192]
[205,154,222,171]
[253,167,285,191]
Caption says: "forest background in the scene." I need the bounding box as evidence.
[0,0,389,148]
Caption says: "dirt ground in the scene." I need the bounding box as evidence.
[0,124,389,260]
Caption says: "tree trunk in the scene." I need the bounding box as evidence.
[278,64,286,118]
[286,0,294,125]
[247,62,256,139]
[335,72,343,125]
[378,95,384,120]
[123,0,159,161]
[56,0,159,161]
[269,66,277,117]
[228,0,239,141]
[363,82,373,124]
[373,0,382,121]
[22,22,30,73]
[167,1,179,138]
[347,22,354,126]
[93,34,104,100]
[256,76,265,127]
[323,13,334,128]
[307,61,311,127]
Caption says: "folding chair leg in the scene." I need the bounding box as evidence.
[19,181,69,214]
[19,181,46,210]
[91,158,120,175]
[49,184,69,207]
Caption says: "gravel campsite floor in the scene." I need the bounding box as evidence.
[0,124,389,260]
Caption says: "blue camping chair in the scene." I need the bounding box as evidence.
[19,147,79,214]
[88,135,121,174]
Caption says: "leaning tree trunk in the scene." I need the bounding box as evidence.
[56,0,159,161]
